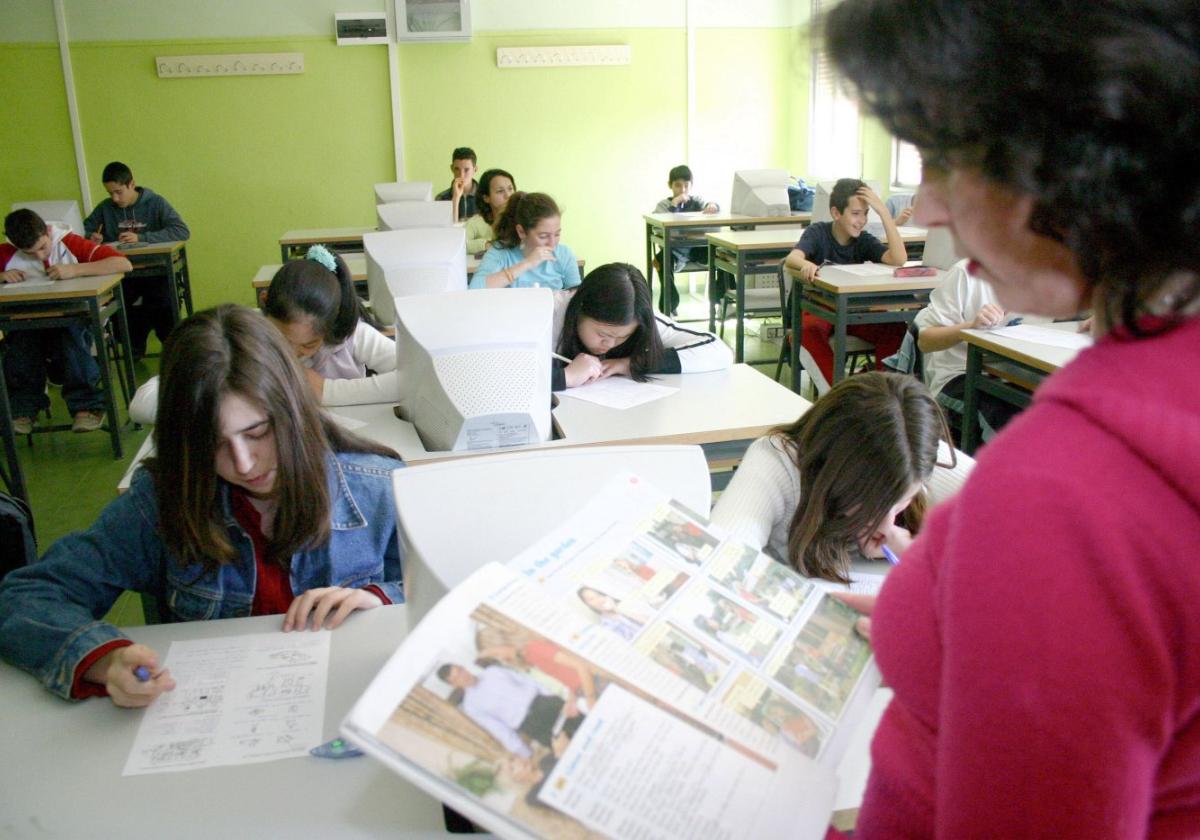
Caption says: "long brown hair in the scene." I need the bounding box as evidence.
[492,191,560,249]
[778,371,953,583]
[150,304,398,572]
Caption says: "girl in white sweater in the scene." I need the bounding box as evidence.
[710,371,973,584]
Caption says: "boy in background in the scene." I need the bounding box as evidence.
[653,164,719,314]
[1,209,132,433]
[84,161,189,359]
[435,147,479,223]
[784,178,908,391]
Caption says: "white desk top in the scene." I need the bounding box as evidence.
[254,254,368,286]
[963,322,1089,373]
[0,272,125,303]
[645,211,812,228]
[113,240,187,256]
[0,605,448,839]
[332,364,811,464]
[280,226,376,245]
[804,264,947,296]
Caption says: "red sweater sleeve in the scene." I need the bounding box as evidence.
[876,454,1168,837]
[0,243,16,269]
[71,639,134,699]
[61,232,121,263]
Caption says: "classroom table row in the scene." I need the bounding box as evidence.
[0,598,890,837]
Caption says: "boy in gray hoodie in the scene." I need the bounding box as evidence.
[84,161,189,357]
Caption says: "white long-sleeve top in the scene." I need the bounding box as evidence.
[710,435,975,567]
[128,322,399,423]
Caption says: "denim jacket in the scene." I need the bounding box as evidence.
[0,451,405,699]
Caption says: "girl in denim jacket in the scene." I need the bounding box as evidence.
[0,305,405,706]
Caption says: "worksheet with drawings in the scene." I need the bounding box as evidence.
[123,631,331,775]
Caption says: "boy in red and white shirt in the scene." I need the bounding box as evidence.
[1,209,132,433]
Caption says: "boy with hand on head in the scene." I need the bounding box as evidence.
[84,161,190,358]
[1,209,132,434]
[784,178,909,390]
[652,164,719,314]
[435,147,479,224]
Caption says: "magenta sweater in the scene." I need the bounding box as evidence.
[858,315,1200,838]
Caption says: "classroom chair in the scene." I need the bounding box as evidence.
[392,445,711,624]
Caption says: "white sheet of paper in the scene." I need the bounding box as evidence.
[988,323,1092,350]
[562,376,679,409]
[123,631,330,776]
[8,278,55,288]
[826,263,895,278]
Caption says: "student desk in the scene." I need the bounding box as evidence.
[0,605,449,839]
[959,322,1088,454]
[279,226,375,262]
[787,264,945,394]
[706,228,810,364]
[117,240,193,321]
[0,273,136,459]
[253,254,369,305]
[329,364,810,488]
[0,343,27,504]
[644,211,811,315]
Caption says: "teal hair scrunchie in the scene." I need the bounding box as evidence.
[306,244,338,273]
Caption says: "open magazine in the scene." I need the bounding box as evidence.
[343,474,880,839]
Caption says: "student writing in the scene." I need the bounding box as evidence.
[552,262,732,390]
[130,246,399,418]
[470,192,581,291]
[83,161,190,358]
[0,305,406,705]
[710,372,973,584]
[0,209,132,435]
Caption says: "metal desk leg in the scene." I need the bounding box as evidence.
[177,245,193,316]
[114,284,137,410]
[735,252,746,363]
[163,252,183,329]
[89,299,123,460]
[644,221,654,303]
[0,350,28,505]
[280,243,290,262]
[707,242,718,333]
[831,295,849,384]
[790,283,802,393]
[961,343,983,454]
[661,227,675,315]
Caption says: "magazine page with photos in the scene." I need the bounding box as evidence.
[343,475,878,839]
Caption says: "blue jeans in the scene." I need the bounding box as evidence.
[2,323,104,418]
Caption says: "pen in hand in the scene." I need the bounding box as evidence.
[881,545,901,566]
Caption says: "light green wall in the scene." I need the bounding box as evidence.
[64,36,394,309]
[0,44,80,214]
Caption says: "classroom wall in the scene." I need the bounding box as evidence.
[0,0,899,311]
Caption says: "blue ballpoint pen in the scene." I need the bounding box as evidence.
[881,545,901,566]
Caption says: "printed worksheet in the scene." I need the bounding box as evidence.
[123,631,330,775]
[561,376,679,409]
[988,323,1093,350]
[826,263,895,278]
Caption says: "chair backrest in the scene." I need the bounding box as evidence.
[0,491,36,580]
[393,445,712,624]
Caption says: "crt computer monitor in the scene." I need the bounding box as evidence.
[920,226,959,270]
[811,179,885,234]
[730,169,792,216]
[377,200,454,231]
[392,287,554,453]
[364,227,467,326]
[11,200,85,235]
[374,181,433,205]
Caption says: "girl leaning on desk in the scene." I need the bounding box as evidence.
[819,0,1200,836]
[0,305,405,707]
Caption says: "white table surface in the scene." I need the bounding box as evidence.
[330,364,810,464]
[962,321,1089,373]
[0,604,450,839]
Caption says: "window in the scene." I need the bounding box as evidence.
[892,139,922,188]
[809,0,860,178]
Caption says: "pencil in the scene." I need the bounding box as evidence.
[552,352,572,364]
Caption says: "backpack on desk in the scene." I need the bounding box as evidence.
[0,491,36,580]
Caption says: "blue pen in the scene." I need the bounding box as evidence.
[310,737,364,760]
[134,665,152,681]
[881,545,901,566]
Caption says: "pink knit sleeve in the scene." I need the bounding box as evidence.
[927,458,1167,838]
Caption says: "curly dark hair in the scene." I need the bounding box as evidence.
[821,0,1200,332]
